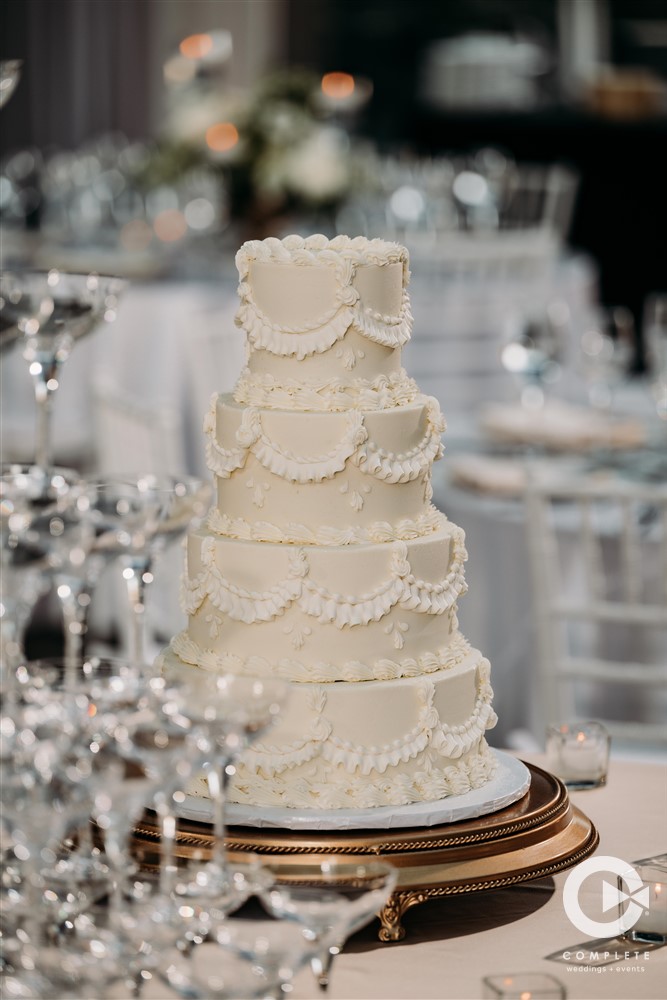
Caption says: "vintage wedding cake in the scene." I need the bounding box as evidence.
[163,234,498,810]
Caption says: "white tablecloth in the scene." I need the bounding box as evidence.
[129,754,666,1000]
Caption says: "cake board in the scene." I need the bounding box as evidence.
[132,753,598,941]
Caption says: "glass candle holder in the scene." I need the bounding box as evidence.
[545,721,610,789]
[619,860,667,945]
[482,972,566,998]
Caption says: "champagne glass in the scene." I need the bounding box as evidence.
[202,918,317,1000]
[112,475,211,665]
[17,656,151,914]
[0,270,125,470]
[259,859,399,992]
[170,672,290,903]
[0,465,80,676]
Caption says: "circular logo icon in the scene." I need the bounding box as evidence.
[563,856,650,938]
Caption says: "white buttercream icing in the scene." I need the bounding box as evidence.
[205,393,445,485]
[166,233,498,811]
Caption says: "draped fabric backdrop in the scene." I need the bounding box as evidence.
[0,0,288,153]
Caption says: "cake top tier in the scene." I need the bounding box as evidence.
[235,234,411,353]
[232,235,418,411]
[236,233,410,275]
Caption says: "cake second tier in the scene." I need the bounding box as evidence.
[175,522,470,683]
[205,392,446,543]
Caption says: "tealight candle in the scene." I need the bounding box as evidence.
[545,721,610,789]
[482,972,566,998]
[621,863,667,944]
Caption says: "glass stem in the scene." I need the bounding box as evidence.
[30,373,56,472]
[206,762,230,872]
[56,581,89,683]
[156,797,177,898]
[121,556,152,664]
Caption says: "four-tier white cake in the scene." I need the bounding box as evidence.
[163,234,498,810]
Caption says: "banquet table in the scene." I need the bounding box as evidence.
[129,753,666,1000]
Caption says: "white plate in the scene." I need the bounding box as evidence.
[179,749,530,831]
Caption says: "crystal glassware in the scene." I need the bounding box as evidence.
[170,672,290,904]
[209,917,317,1000]
[17,655,151,911]
[258,858,399,992]
[0,464,80,678]
[500,302,568,410]
[112,474,211,664]
[0,270,125,470]
[580,305,635,414]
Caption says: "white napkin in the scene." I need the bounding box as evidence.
[448,454,527,496]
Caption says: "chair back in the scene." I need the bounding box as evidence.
[525,473,667,748]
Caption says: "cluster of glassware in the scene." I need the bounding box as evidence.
[0,465,396,998]
[0,272,399,998]
[0,132,226,259]
[1,639,398,998]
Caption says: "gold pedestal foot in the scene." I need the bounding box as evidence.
[379,891,429,942]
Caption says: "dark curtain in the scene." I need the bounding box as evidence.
[1,0,153,154]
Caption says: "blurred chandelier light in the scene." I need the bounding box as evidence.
[179,34,214,60]
[180,30,232,66]
[318,72,373,113]
[165,30,232,86]
[322,72,355,99]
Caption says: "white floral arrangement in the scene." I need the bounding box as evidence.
[150,69,357,227]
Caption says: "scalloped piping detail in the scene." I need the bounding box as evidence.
[237,673,496,778]
[225,743,498,809]
[236,234,410,275]
[353,397,445,484]
[182,533,467,626]
[235,235,412,358]
[169,630,473,683]
[206,506,444,546]
[237,294,413,357]
[232,368,420,412]
[205,395,445,484]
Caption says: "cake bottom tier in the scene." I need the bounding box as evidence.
[162,646,498,810]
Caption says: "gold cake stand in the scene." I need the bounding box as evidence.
[132,762,598,941]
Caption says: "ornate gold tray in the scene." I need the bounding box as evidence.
[132,762,598,941]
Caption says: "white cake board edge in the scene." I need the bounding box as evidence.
[179,749,530,832]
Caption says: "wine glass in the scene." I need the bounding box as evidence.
[0,270,125,470]
[259,859,399,992]
[500,302,567,410]
[0,60,22,110]
[580,305,635,413]
[112,475,211,665]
